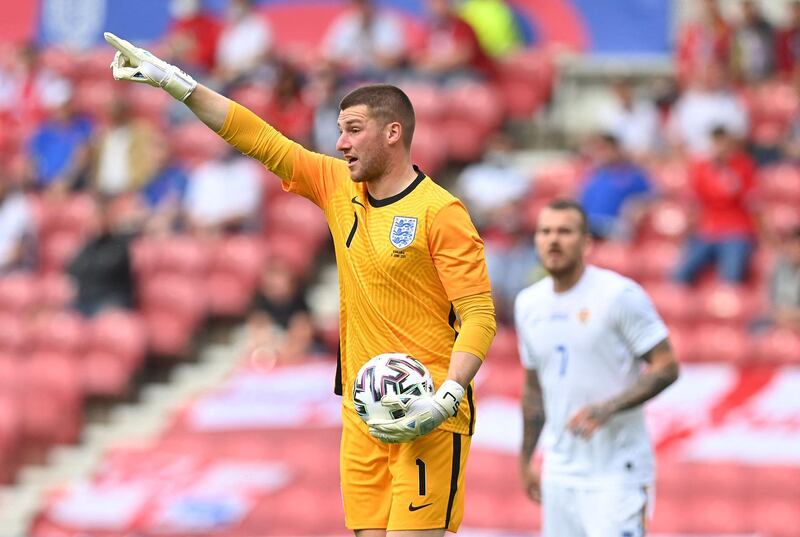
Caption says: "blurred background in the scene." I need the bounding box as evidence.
[0,0,797,535]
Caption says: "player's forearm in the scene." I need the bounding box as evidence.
[445,351,482,388]
[602,340,679,415]
[520,373,545,468]
[184,84,232,133]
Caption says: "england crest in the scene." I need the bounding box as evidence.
[390,216,418,250]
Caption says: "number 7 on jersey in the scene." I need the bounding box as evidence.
[555,344,569,377]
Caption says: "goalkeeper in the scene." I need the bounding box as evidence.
[104,32,495,536]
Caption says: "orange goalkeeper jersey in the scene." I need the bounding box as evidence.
[219,103,491,435]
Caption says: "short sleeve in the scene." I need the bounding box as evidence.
[612,283,669,358]
[428,201,492,301]
[514,294,539,370]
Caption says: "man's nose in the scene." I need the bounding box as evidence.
[336,133,349,152]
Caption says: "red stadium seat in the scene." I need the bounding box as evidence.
[0,314,31,354]
[265,194,329,249]
[697,284,760,325]
[645,282,697,326]
[140,273,207,328]
[496,78,546,120]
[21,351,83,445]
[37,272,76,311]
[206,272,256,318]
[761,201,800,239]
[172,122,229,167]
[40,230,85,274]
[666,325,697,362]
[587,241,639,279]
[59,194,99,236]
[531,160,583,198]
[131,236,160,276]
[263,231,316,278]
[143,309,198,357]
[90,310,148,369]
[485,326,519,365]
[445,83,504,135]
[751,497,800,537]
[648,159,690,200]
[30,311,87,355]
[753,327,800,364]
[691,324,754,364]
[81,350,134,398]
[0,272,39,315]
[0,392,22,483]
[683,496,752,534]
[637,240,681,283]
[150,235,211,277]
[411,123,448,176]
[637,200,690,243]
[758,164,800,204]
[230,84,273,117]
[442,117,487,162]
[211,234,268,290]
[400,84,443,122]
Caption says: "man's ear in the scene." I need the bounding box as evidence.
[385,121,403,146]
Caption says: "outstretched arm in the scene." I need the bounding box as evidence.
[184,84,231,133]
[567,338,679,439]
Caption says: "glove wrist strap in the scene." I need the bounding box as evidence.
[434,380,465,418]
[163,67,197,102]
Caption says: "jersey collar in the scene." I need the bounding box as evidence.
[367,165,426,208]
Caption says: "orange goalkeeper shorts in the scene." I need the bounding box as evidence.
[340,406,471,532]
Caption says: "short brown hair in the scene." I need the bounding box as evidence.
[546,198,589,235]
[339,84,416,148]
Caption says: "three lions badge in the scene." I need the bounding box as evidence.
[390,216,417,250]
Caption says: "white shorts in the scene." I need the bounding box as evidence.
[541,480,653,537]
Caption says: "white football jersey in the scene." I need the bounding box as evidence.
[514,265,668,487]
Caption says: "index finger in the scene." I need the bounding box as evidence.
[103,32,140,64]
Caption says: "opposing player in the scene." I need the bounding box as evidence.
[103,33,496,537]
[515,199,679,537]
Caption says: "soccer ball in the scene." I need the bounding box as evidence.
[353,353,434,423]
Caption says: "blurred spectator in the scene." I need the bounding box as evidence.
[677,0,732,83]
[90,98,158,196]
[730,0,775,82]
[767,225,800,330]
[165,0,222,75]
[26,81,93,194]
[483,203,538,324]
[0,43,70,125]
[578,133,653,240]
[214,0,273,88]
[139,140,188,234]
[412,0,495,84]
[599,78,660,158]
[456,132,528,228]
[458,0,522,58]
[262,61,313,145]
[66,197,136,317]
[668,62,747,156]
[247,260,319,362]
[308,63,344,156]
[776,0,800,78]
[183,148,263,234]
[0,173,35,273]
[321,0,407,81]
[674,127,757,285]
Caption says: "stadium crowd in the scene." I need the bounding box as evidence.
[0,0,797,487]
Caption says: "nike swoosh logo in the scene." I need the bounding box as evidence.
[351,196,366,208]
[408,502,433,512]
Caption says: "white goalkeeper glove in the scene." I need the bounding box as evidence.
[368,380,465,444]
[104,32,197,102]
